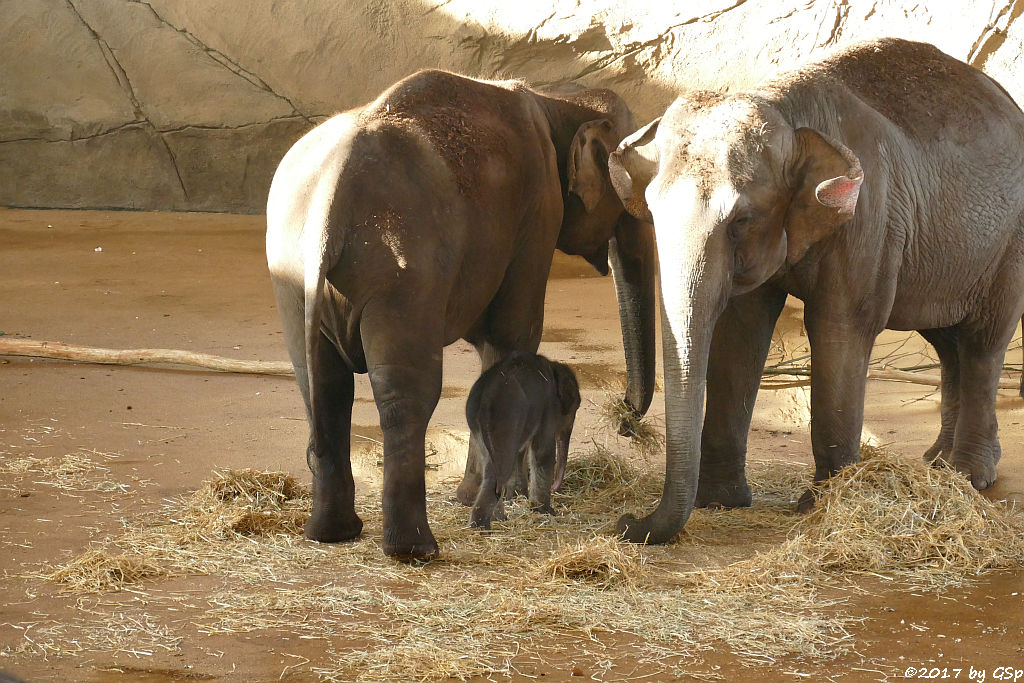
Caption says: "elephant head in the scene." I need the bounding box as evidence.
[608,95,863,543]
[550,93,659,429]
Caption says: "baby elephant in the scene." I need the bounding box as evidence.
[465,352,581,529]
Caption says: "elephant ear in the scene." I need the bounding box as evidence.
[608,117,661,223]
[784,128,864,263]
[568,118,614,212]
[552,362,581,415]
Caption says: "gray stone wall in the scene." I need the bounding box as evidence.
[2,0,1021,213]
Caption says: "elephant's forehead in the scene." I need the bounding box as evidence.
[660,98,771,191]
[648,172,738,226]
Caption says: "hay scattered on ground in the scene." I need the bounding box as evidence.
[45,549,166,592]
[22,442,1024,680]
[0,449,131,492]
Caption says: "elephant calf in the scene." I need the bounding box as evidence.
[465,352,581,529]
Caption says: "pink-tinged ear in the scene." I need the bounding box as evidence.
[815,174,862,216]
[784,128,864,263]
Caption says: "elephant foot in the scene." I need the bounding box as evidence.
[382,526,439,562]
[796,488,817,513]
[469,517,492,531]
[530,502,556,516]
[922,438,953,466]
[304,512,363,544]
[954,456,998,491]
[455,474,481,507]
[695,477,752,509]
[928,444,999,491]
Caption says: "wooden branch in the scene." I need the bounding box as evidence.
[0,338,294,376]
[0,337,1020,392]
[761,367,1020,391]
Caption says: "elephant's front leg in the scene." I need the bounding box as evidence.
[801,313,876,511]
[696,287,787,508]
[527,443,556,515]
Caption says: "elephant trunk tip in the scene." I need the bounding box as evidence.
[615,397,645,438]
[616,513,654,544]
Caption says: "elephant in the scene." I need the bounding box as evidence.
[607,37,1024,544]
[465,351,580,529]
[266,69,656,560]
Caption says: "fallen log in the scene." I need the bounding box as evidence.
[0,337,1020,391]
[0,338,294,376]
[762,367,1020,391]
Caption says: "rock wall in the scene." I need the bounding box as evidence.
[2,0,1022,213]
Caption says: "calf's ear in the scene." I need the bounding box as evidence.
[552,363,580,415]
[784,128,863,263]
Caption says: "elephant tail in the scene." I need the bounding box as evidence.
[302,228,333,420]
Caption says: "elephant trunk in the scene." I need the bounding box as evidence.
[552,426,570,492]
[617,233,726,544]
[608,215,657,432]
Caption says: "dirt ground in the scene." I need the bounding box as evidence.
[1,209,1023,682]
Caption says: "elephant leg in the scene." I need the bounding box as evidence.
[947,329,1008,490]
[507,449,531,498]
[456,341,510,506]
[918,327,960,466]
[470,460,501,530]
[800,313,876,511]
[527,443,556,515]
[696,286,787,508]
[362,308,442,560]
[304,335,363,543]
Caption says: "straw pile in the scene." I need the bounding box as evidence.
[172,468,310,540]
[541,535,643,588]
[723,445,1024,588]
[45,549,166,592]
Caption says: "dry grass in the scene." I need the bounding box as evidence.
[541,535,644,588]
[22,442,1024,680]
[0,449,131,492]
[45,549,166,593]
[724,445,1024,589]
[597,392,664,459]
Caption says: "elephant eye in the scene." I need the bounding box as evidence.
[727,213,752,241]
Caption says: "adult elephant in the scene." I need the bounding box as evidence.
[608,38,1024,544]
[267,70,656,560]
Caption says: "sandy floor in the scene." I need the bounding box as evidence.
[1,209,1023,681]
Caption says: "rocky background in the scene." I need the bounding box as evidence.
[2,0,1022,213]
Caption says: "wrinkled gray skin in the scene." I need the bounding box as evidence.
[608,38,1024,544]
[466,352,581,530]
[267,70,656,560]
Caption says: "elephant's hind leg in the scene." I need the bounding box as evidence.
[363,307,442,560]
[918,327,960,467]
[947,329,1008,490]
[304,336,363,543]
